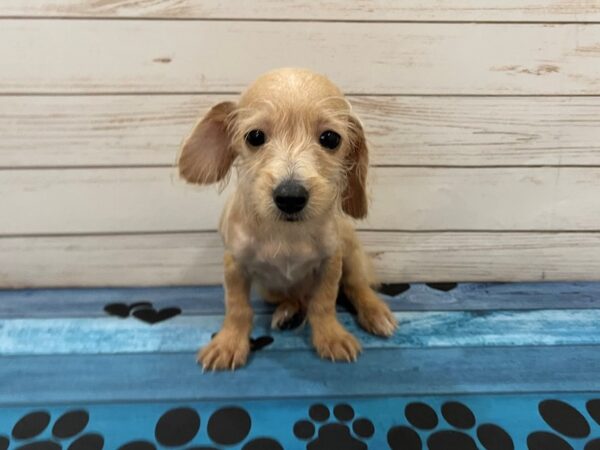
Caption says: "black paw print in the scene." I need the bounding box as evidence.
[104,302,181,324]
[293,403,375,450]
[527,399,600,450]
[3,409,103,450]
[118,406,282,449]
[387,401,514,450]
[426,283,458,292]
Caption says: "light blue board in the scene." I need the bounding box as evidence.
[1,346,599,405]
[1,309,600,355]
[0,394,599,450]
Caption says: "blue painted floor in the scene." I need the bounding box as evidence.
[0,283,599,450]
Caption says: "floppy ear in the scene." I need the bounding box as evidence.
[342,115,369,219]
[178,101,237,184]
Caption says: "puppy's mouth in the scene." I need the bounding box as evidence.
[281,213,303,222]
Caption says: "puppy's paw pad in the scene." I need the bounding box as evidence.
[198,333,250,371]
[358,303,397,337]
[313,328,362,362]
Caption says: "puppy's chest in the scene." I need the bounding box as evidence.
[230,229,331,287]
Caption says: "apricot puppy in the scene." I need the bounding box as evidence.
[178,68,397,370]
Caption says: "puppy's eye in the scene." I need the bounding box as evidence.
[319,130,341,150]
[245,129,266,147]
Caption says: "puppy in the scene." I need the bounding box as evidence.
[178,68,397,370]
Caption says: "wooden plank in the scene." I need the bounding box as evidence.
[2,0,599,21]
[3,167,600,234]
[4,282,600,318]
[4,95,600,167]
[2,232,600,287]
[2,21,600,94]
[2,309,599,355]
[1,345,598,403]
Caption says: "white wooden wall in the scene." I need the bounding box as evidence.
[1,1,600,287]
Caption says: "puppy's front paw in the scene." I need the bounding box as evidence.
[198,330,250,371]
[313,324,362,362]
[358,298,398,337]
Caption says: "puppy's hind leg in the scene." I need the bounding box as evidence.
[341,226,397,337]
[261,289,304,330]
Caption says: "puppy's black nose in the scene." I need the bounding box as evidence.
[273,180,309,215]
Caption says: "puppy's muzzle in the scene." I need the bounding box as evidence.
[273,180,309,216]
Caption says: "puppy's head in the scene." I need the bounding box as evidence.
[178,68,369,222]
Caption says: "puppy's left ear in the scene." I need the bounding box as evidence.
[178,101,237,185]
[342,115,369,219]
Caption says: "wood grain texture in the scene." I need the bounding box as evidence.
[2,0,599,21]
[4,95,600,167]
[3,167,600,234]
[4,282,600,318]
[2,346,598,403]
[3,309,599,355]
[3,21,600,94]
[2,232,600,287]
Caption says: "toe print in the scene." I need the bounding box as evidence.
[387,401,514,450]
[587,400,600,425]
[387,426,422,450]
[6,409,104,450]
[405,402,438,430]
[117,405,281,449]
[52,410,89,439]
[441,401,476,429]
[118,442,156,450]
[539,400,590,438]
[426,283,458,292]
[241,438,283,450]
[207,406,251,445]
[293,403,374,450]
[527,399,599,450]
[154,407,200,446]
[12,411,51,439]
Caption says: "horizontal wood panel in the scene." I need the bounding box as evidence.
[1,232,599,287]
[3,21,600,94]
[4,95,600,167]
[4,282,600,318]
[3,0,599,21]
[4,347,599,403]
[3,310,598,355]
[2,167,600,234]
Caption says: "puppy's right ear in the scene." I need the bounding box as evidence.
[178,101,237,184]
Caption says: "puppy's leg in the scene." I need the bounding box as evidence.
[262,290,303,330]
[308,250,362,362]
[341,227,397,337]
[198,252,253,371]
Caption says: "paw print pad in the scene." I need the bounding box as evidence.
[118,406,282,450]
[527,399,599,450]
[5,409,103,450]
[293,403,375,450]
[387,401,514,450]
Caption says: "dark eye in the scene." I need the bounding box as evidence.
[245,129,266,147]
[319,130,341,150]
